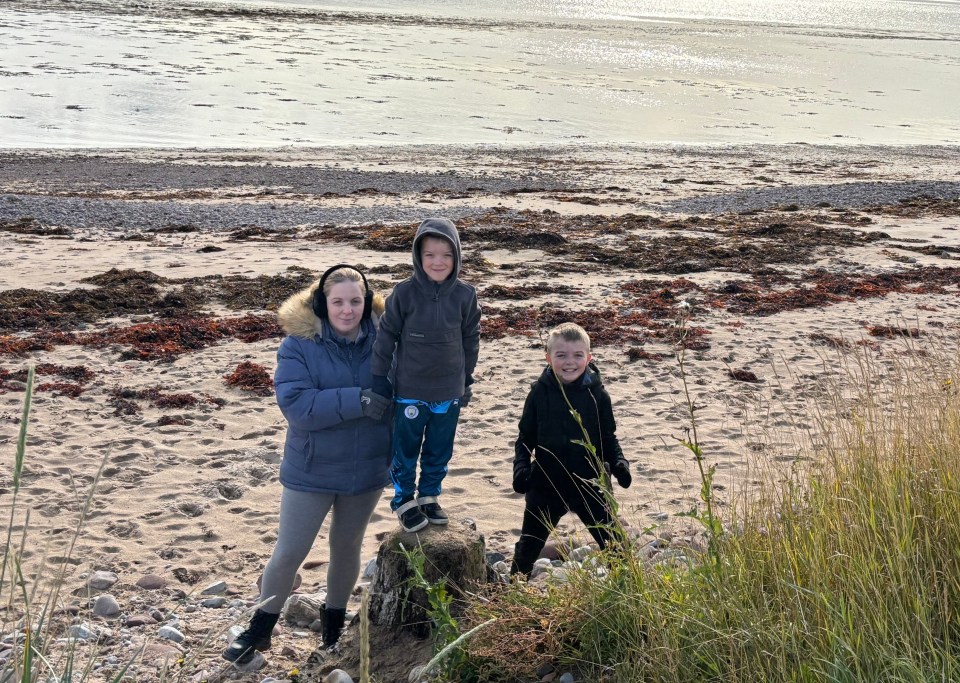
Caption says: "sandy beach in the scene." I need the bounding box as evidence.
[1,143,960,681]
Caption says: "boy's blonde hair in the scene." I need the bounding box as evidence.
[545,322,591,353]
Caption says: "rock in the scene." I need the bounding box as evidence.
[201,597,228,609]
[231,651,266,672]
[484,551,506,565]
[362,557,377,580]
[323,670,354,683]
[292,631,311,638]
[539,541,562,561]
[492,561,508,575]
[66,624,96,640]
[283,594,325,627]
[201,580,227,595]
[141,643,182,666]
[308,618,323,632]
[368,520,486,637]
[559,673,575,683]
[88,571,119,590]
[280,646,297,657]
[157,626,185,643]
[125,614,158,627]
[135,575,166,590]
[149,609,165,622]
[569,546,592,563]
[533,558,552,569]
[93,595,121,617]
[536,661,555,678]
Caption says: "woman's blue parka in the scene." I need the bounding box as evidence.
[274,282,391,495]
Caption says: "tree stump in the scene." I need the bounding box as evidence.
[368,519,487,638]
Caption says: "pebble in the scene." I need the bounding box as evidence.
[93,595,121,617]
[185,605,198,613]
[201,597,228,609]
[484,551,506,565]
[308,619,323,633]
[88,571,119,590]
[66,624,96,641]
[323,670,354,683]
[362,557,377,580]
[137,574,167,590]
[492,561,508,574]
[559,673,575,683]
[124,614,157,627]
[157,626,185,643]
[201,580,228,595]
[231,651,265,672]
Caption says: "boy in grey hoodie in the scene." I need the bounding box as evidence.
[371,218,482,532]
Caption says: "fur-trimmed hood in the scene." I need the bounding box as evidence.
[277,281,385,340]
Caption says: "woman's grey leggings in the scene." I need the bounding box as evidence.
[258,487,381,613]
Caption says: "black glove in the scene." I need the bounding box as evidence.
[611,460,632,489]
[371,375,392,400]
[512,464,532,494]
[360,389,391,421]
[459,385,472,409]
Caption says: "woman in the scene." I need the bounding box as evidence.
[223,264,392,664]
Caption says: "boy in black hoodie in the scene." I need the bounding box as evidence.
[510,322,632,576]
[372,218,481,533]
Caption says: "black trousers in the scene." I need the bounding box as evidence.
[511,476,616,576]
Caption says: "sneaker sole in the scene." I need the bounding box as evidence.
[426,517,448,525]
[401,518,429,533]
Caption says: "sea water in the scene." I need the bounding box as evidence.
[0,0,957,147]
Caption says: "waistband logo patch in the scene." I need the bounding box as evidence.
[404,405,420,420]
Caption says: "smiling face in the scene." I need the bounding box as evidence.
[325,280,365,340]
[545,338,592,384]
[419,235,455,283]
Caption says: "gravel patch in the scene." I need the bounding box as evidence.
[656,180,960,214]
[0,193,487,231]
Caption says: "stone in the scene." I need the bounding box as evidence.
[135,575,166,590]
[141,643,182,666]
[88,571,119,590]
[200,580,227,595]
[559,673,575,683]
[368,520,487,638]
[157,626,185,643]
[362,557,377,580]
[201,597,227,609]
[323,670,354,683]
[231,651,266,672]
[125,614,158,627]
[308,618,323,633]
[484,551,506,565]
[66,624,96,640]
[92,595,120,617]
[283,594,325,627]
[570,546,592,563]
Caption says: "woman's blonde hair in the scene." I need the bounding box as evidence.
[320,267,385,317]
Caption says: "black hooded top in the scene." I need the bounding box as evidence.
[514,362,627,489]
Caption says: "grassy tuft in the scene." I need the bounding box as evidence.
[457,339,960,682]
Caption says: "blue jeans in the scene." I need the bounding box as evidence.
[390,401,461,511]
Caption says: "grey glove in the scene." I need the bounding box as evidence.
[360,389,391,421]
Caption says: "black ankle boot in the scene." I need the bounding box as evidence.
[321,604,347,648]
[222,609,280,664]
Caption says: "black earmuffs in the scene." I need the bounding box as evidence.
[312,264,373,320]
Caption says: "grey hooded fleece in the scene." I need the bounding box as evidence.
[371,218,481,402]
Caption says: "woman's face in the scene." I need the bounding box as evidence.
[325,280,365,339]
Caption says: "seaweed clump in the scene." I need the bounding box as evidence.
[224,361,274,396]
